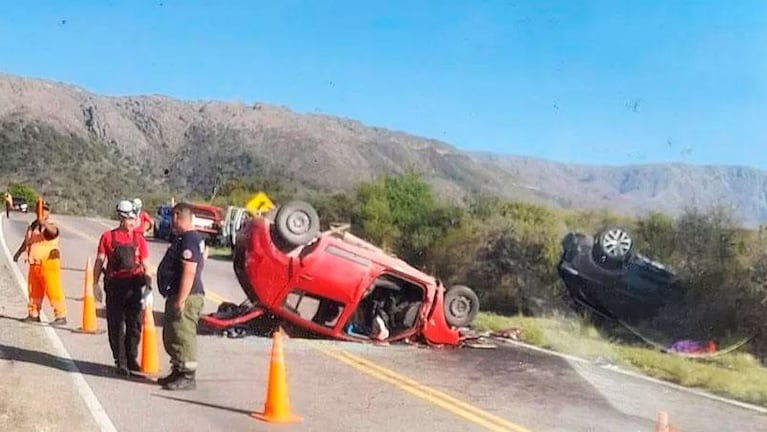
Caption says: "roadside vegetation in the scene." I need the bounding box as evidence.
[8,169,767,406]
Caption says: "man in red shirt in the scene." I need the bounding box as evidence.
[132,198,154,237]
[94,199,152,375]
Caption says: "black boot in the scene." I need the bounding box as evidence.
[162,371,196,391]
[50,317,67,326]
[114,361,129,377]
[157,368,181,386]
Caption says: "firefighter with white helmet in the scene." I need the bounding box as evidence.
[93,199,152,375]
[132,197,154,237]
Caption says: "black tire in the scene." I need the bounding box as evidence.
[274,200,320,247]
[225,326,249,339]
[444,285,480,327]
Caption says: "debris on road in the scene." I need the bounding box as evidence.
[489,327,522,341]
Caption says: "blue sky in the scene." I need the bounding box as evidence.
[1,1,765,168]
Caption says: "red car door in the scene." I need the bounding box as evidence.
[277,238,375,333]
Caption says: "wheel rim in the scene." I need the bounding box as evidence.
[286,211,311,235]
[601,228,631,258]
[448,296,472,321]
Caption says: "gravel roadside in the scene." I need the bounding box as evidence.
[0,255,99,432]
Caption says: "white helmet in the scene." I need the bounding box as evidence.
[116,200,137,219]
[132,198,143,211]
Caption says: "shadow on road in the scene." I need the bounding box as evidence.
[0,343,155,384]
[151,394,252,415]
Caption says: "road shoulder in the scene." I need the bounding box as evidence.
[0,261,101,431]
[0,215,107,432]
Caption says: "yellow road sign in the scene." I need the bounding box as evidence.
[245,191,275,214]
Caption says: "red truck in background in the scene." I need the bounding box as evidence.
[154,201,225,245]
[188,202,225,241]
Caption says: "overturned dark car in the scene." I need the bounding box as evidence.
[557,226,684,324]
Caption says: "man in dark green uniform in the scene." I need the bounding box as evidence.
[156,202,206,390]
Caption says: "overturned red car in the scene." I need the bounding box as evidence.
[201,200,480,346]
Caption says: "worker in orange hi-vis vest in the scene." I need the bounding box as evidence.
[12,201,67,325]
[4,191,12,218]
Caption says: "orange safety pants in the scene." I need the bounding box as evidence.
[27,259,67,319]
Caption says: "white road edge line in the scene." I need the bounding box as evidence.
[0,214,118,432]
[494,338,767,414]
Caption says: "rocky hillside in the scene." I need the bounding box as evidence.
[471,152,767,226]
[1,73,766,224]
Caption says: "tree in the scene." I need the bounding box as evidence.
[7,182,38,205]
[354,171,464,267]
[354,180,397,251]
[634,211,676,262]
[312,192,356,230]
[648,205,758,341]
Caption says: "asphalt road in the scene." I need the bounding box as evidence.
[2,212,766,432]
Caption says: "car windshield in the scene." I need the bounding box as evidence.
[1,3,765,432]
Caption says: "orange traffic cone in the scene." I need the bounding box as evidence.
[139,307,160,375]
[79,258,98,333]
[654,411,678,432]
[250,329,302,424]
[35,197,44,220]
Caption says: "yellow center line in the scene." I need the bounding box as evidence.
[342,350,532,432]
[313,345,532,432]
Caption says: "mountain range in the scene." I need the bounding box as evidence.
[1,72,766,226]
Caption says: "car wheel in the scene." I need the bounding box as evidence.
[274,200,320,247]
[224,326,249,339]
[444,285,480,328]
[595,227,633,262]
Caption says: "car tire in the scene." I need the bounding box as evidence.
[593,226,633,265]
[444,285,480,328]
[274,200,320,247]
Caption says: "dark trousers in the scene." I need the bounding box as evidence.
[105,275,144,369]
